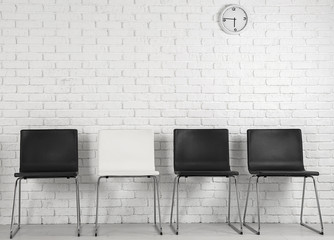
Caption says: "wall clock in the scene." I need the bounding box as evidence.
[218,5,248,34]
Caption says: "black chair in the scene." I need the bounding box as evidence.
[10,129,81,238]
[170,129,243,235]
[243,129,324,235]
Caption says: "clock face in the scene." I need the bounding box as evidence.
[219,5,248,34]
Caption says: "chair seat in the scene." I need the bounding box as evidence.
[99,170,159,176]
[14,172,78,178]
[175,171,239,177]
[250,170,319,177]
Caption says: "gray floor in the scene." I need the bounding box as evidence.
[1,223,333,240]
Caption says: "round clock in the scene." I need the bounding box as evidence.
[218,5,248,34]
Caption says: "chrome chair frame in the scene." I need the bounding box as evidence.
[95,175,163,236]
[243,175,324,235]
[170,175,243,235]
[10,176,81,238]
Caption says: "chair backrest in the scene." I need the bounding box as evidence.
[247,129,305,172]
[98,129,155,175]
[174,129,230,172]
[20,129,78,173]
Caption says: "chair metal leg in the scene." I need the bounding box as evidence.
[176,176,180,234]
[227,176,243,234]
[95,175,163,236]
[234,176,243,234]
[228,177,231,221]
[153,176,163,235]
[256,177,261,234]
[170,176,180,235]
[170,176,177,225]
[95,176,103,237]
[18,179,22,228]
[300,176,324,235]
[153,177,156,225]
[10,177,82,238]
[10,178,21,239]
[243,176,252,224]
[75,177,81,237]
[243,175,261,235]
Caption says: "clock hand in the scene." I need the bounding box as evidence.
[233,17,236,27]
[223,18,234,20]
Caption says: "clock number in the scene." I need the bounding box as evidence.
[232,7,236,11]
[234,28,237,32]
[243,17,247,21]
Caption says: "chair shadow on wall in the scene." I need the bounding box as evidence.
[230,133,291,224]
[158,132,197,226]
[76,132,98,225]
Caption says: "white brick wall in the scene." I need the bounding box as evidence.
[0,0,334,225]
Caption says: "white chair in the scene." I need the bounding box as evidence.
[95,129,163,236]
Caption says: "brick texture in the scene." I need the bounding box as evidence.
[0,0,333,225]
